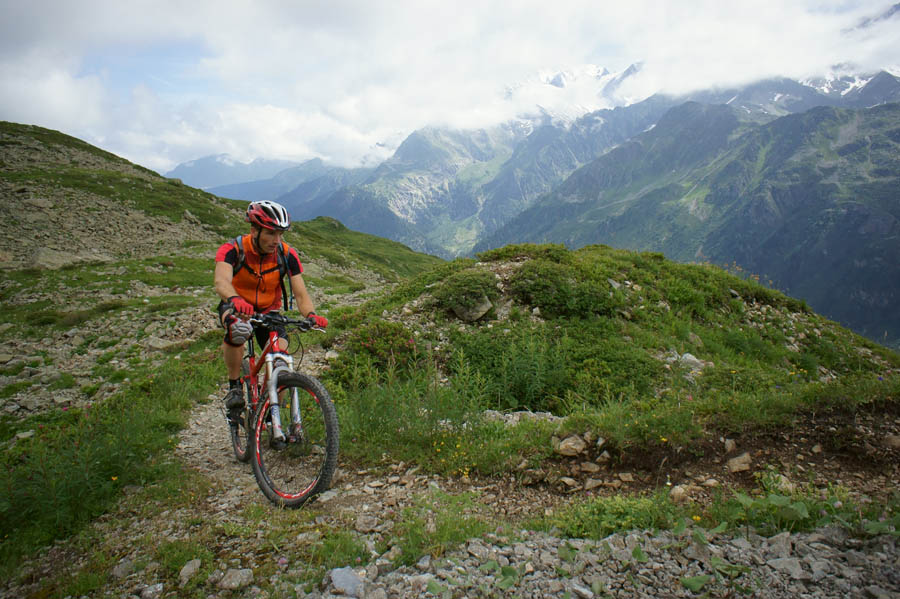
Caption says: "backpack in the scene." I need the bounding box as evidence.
[231,236,294,311]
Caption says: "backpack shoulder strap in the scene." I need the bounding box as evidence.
[276,242,288,276]
[231,236,246,274]
[278,242,294,310]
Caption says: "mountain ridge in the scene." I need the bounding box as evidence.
[478,102,900,346]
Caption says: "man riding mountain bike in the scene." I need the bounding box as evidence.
[214,200,328,412]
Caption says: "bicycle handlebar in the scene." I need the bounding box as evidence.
[246,311,325,333]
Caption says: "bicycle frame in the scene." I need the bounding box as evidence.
[243,326,300,442]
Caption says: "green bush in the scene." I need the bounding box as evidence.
[393,490,492,566]
[509,260,574,315]
[509,260,621,318]
[477,243,571,264]
[0,346,212,574]
[432,268,500,314]
[707,469,900,536]
[325,321,421,388]
[447,324,571,412]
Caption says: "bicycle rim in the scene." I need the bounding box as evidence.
[251,372,339,508]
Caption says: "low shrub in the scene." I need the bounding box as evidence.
[432,268,500,315]
[447,324,571,413]
[547,491,680,539]
[477,243,571,264]
[324,321,421,388]
[508,260,621,318]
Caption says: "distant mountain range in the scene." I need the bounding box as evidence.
[478,100,900,343]
[166,154,303,189]
[167,69,900,345]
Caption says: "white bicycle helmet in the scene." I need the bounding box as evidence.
[246,200,291,231]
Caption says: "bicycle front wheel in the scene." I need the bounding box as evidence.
[251,372,339,508]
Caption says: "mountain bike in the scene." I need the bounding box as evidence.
[225,312,339,508]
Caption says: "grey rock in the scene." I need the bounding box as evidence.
[556,435,587,456]
[726,452,752,473]
[767,532,793,558]
[864,585,894,599]
[218,568,253,590]
[179,558,201,586]
[355,513,379,533]
[139,583,164,599]
[570,581,594,598]
[111,558,134,579]
[317,489,339,502]
[416,555,431,571]
[330,566,364,597]
[767,557,809,580]
[25,197,54,209]
[679,353,705,370]
[669,484,689,503]
[467,540,490,560]
[144,336,178,351]
[452,295,493,322]
[33,247,76,269]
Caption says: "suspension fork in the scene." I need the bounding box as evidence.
[265,351,298,440]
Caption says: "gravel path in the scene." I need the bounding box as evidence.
[176,396,900,599]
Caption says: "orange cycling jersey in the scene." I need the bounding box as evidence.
[216,234,303,312]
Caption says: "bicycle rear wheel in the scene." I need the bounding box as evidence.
[251,372,339,508]
[229,358,253,463]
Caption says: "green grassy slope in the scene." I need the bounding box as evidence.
[1,122,897,586]
[0,121,443,570]
[325,242,898,466]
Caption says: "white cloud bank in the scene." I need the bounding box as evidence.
[1,0,897,172]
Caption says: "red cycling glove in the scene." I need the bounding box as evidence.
[228,296,254,315]
[308,313,328,328]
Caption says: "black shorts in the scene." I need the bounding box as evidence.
[217,300,287,349]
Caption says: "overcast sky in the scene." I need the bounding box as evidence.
[1,1,898,173]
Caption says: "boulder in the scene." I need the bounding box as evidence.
[556,435,587,456]
[330,566,364,598]
[218,568,253,590]
[179,559,202,587]
[451,295,493,322]
[727,452,752,473]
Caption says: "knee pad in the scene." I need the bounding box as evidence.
[226,319,253,346]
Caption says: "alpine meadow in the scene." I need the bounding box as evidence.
[1,113,898,597]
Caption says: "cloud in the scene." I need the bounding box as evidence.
[1,0,897,172]
[0,58,108,132]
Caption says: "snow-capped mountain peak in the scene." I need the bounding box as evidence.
[503,63,645,128]
[801,64,876,97]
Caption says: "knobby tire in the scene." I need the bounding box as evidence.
[250,372,339,508]
[229,358,253,463]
